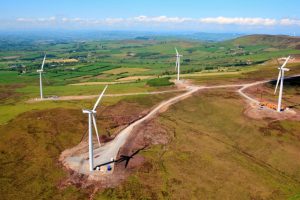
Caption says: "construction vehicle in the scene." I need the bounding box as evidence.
[259,102,286,111]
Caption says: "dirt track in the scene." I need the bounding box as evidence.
[238,81,268,104]
[60,82,248,177]
[60,82,200,177]
[238,74,300,104]
[60,75,300,179]
[29,89,187,102]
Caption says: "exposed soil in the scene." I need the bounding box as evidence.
[98,101,150,133]
[87,119,169,189]
[59,106,170,192]
[243,104,300,121]
[58,97,164,183]
[117,118,170,166]
[49,104,157,198]
[288,57,300,63]
[59,82,198,190]
[241,77,300,121]
[244,78,300,109]
[58,100,153,159]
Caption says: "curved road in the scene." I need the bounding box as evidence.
[238,74,300,104]
[64,84,201,174]
[62,75,300,175]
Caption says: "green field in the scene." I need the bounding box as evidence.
[1,34,300,200]
[1,34,300,85]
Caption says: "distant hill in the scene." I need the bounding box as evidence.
[152,32,243,42]
[228,34,300,49]
[188,32,244,42]
[0,30,243,43]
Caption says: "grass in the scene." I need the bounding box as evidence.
[289,193,300,200]
[16,81,155,97]
[188,62,300,86]
[146,77,174,87]
[103,67,150,75]
[0,108,89,199]
[0,71,35,84]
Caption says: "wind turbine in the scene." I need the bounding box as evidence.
[83,85,108,171]
[274,56,290,112]
[37,54,46,100]
[175,48,182,81]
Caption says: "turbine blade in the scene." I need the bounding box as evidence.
[281,56,290,69]
[175,47,178,55]
[93,85,108,111]
[274,70,281,94]
[41,54,46,70]
[92,115,101,148]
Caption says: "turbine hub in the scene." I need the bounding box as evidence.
[82,109,96,114]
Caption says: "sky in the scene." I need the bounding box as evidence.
[1,0,300,34]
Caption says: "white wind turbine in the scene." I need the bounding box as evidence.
[175,48,182,81]
[83,85,108,171]
[37,54,46,100]
[274,56,290,112]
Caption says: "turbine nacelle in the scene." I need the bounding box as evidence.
[278,68,290,71]
[82,109,96,114]
[37,69,43,73]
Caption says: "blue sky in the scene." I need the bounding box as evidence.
[1,0,300,34]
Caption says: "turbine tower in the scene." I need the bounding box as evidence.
[83,85,108,171]
[274,56,290,112]
[175,48,182,81]
[37,54,46,100]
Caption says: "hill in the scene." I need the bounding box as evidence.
[227,34,300,49]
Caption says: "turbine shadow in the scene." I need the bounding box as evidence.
[288,103,300,109]
[93,146,147,170]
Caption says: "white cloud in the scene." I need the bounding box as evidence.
[16,17,34,22]
[61,17,85,23]
[199,17,277,26]
[279,18,300,26]
[13,16,300,27]
[17,16,57,23]
[132,15,192,23]
[104,18,124,24]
